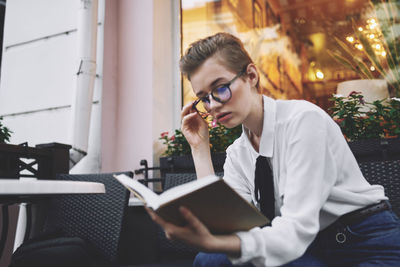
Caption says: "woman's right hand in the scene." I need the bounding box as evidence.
[181,102,210,150]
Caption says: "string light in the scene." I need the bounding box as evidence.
[346,36,355,43]
[345,18,386,57]
[316,70,324,79]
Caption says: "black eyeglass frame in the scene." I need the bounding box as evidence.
[192,67,247,118]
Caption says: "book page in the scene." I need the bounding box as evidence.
[158,175,220,205]
[113,174,160,209]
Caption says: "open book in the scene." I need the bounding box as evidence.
[114,174,269,234]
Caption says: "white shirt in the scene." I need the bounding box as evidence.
[224,95,387,267]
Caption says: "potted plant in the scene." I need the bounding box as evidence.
[159,123,241,174]
[0,116,17,177]
[0,116,12,144]
[330,92,400,162]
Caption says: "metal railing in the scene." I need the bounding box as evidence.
[0,142,71,179]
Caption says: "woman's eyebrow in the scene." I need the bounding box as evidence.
[195,91,206,97]
[210,77,225,88]
[195,77,227,97]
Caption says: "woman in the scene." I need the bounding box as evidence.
[147,32,400,266]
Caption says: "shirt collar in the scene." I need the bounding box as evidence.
[242,95,276,158]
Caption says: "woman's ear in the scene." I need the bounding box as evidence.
[246,63,259,88]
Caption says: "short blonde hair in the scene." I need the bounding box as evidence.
[180,32,256,86]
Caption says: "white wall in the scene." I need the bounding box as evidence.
[0,0,103,148]
[0,0,181,174]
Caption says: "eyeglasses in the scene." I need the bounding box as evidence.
[192,68,246,119]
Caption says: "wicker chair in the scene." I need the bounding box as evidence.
[43,172,133,265]
[348,138,400,163]
[358,160,400,216]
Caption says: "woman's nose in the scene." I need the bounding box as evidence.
[208,97,223,110]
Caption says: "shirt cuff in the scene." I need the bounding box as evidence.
[228,229,259,265]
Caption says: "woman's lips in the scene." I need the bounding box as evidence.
[217,112,232,123]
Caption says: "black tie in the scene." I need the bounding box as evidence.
[254,156,275,220]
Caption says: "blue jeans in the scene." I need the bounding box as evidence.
[193,210,400,266]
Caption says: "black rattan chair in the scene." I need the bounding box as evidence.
[358,160,400,216]
[164,172,224,191]
[43,172,133,265]
[163,172,197,191]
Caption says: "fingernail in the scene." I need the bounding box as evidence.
[179,206,187,214]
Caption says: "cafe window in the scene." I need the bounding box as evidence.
[181,0,399,112]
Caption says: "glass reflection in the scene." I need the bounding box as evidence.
[181,0,399,112]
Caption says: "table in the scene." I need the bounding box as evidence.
[128,197,145,207]
[0,179,105,199]
[0,179,105,260]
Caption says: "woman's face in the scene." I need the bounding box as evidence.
[190,55,258,128]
